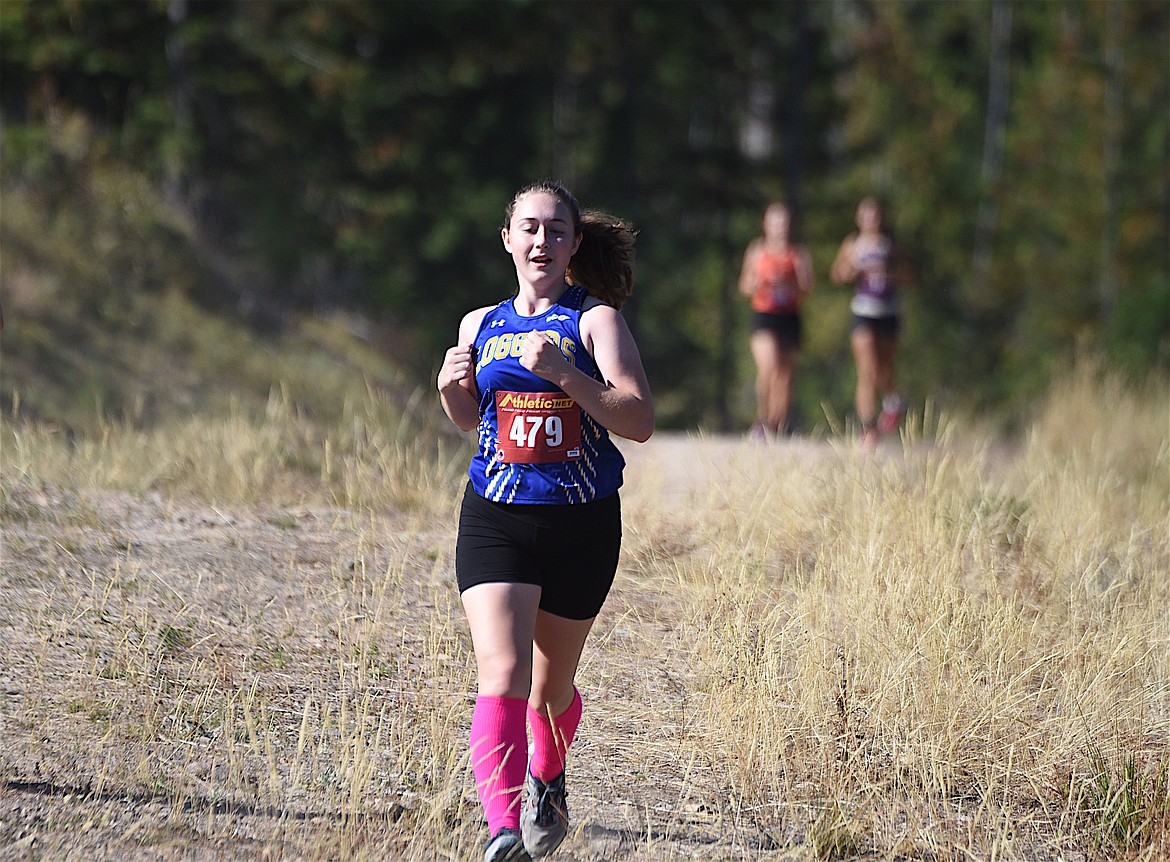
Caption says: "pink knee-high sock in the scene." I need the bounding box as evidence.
[527,687,582,782]
[469,696,528,834]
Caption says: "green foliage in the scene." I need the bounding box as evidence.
[1081,745,1169,854]
[1,0,1165,430]
[1109,280,1170,373]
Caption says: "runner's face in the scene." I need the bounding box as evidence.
[856,200,882,232]
[502,192,581,287]
[763,204,790,240]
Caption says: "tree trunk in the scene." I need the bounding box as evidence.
[784,0,811,230]
[1100,0,1122,326]
[165,0,192,209]
[970,0,1012,303]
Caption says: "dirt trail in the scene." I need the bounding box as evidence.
[0,430,1013,861]
[618,431,839,500]
[0,432,812,860]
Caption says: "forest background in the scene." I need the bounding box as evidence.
[0,0,1167,434]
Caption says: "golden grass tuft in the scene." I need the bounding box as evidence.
[1,361,1166,859]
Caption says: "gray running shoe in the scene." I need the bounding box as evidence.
[520,771,569,858]
[484,827,531,862]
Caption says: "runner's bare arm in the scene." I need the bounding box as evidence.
[438,307,490,432]
[830,234,858,284]
[520,306,653,443]
[737,240,762,298]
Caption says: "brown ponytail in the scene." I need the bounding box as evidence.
[569,210,637,310]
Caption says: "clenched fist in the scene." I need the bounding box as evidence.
[438,343,475,393]
[519,330,570,384]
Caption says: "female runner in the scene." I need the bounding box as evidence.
[437,182,653,862]
[830,196,909,448]
[737,201,814,439]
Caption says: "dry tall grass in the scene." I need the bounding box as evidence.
[1,363,1166,860]
[615,364,1168,860]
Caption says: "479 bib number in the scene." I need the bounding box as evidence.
[495,390,582,464]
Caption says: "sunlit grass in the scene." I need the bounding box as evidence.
[2,383,465,514]
[0,362,1166,859]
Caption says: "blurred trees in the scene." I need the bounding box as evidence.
[2,0,1166,430]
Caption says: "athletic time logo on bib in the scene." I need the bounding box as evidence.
[495,391,582,464]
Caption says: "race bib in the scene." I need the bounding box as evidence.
[495,391,582,464]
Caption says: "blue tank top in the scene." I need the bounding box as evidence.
[468,284,625,504]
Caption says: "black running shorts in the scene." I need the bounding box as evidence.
[750,311,803,349]
[455,483,621,620]
[851,313,900,338]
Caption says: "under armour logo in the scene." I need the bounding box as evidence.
[489,319,506,328]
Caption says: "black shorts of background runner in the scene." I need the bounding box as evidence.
[851,313,900,338]
[456,483,621,620]
[750,311,803,350]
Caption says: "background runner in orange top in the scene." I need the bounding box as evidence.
[737,201,814,440]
